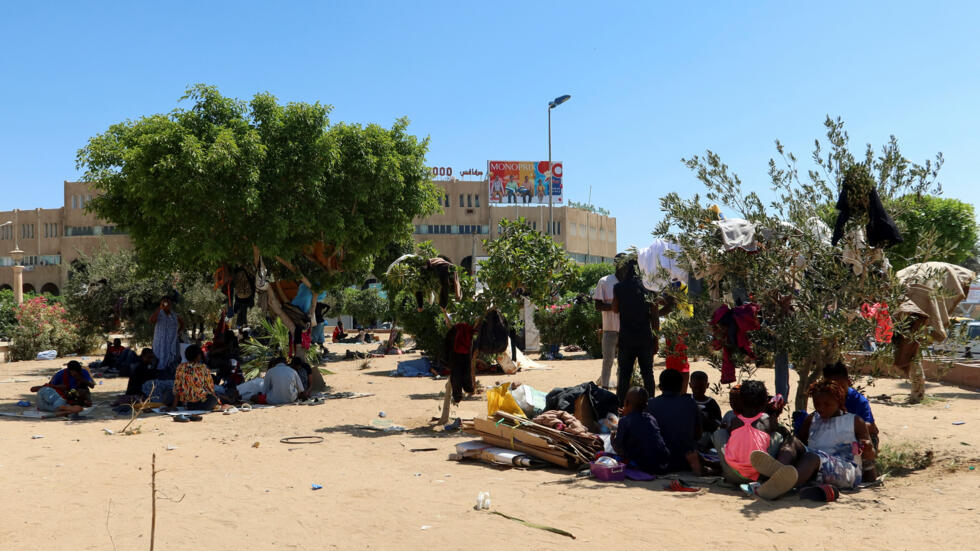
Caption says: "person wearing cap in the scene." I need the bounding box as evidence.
[30,360,95,416]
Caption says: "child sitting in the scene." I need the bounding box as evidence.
[690,371,722,449]
[647,369,702,474]
[612,386,671,474]
[750,379,876,500]
[822,361,879,449]
[713,380,797,498]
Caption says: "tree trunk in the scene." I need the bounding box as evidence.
[908,356,925,404]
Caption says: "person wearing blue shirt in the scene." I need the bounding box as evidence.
[647,369,703,474]
[613,387,671,474]
[30,360,94,416]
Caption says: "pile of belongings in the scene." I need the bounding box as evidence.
[463,411,602,469]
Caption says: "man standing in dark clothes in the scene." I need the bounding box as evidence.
[613,259,658,404]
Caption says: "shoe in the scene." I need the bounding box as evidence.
[799,484,840,502]
[757,465,798,500]
[750,450,784,478]
[223,407,239,415]
[173,414,189,423]
[188,414,204,422]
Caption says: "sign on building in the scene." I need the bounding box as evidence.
[487,161,563,205]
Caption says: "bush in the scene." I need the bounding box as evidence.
[534,303,570,348]
[340,287,389,327]
[9,296,82,360]
[564,298,603,357]
[0,289,16,340]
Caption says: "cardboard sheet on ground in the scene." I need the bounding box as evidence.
[0,405,96,419]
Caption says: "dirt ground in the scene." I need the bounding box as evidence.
[1,345,978,550]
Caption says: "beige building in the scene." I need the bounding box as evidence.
[0,181,130,295]
[414,179,617,270]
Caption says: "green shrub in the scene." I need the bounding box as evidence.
[564,299,603,357]
[9,296,82,360]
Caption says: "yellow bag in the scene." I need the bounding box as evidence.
[487,383,527,418]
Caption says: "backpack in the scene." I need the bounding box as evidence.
[475,309,509,355]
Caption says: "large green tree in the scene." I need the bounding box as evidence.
[77,84,440,301]
[886,194,978,270]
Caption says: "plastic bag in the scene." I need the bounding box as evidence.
[511,384,547,418]
[486,383,526,418]
[36,350,57,361]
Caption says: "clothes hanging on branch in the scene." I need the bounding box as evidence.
[637,239,688,292]
[831,182,902,248]
[710,303,761,384]
[860,302,893,344]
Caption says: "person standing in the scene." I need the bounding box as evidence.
[613,259,657,404]
[150,296,184,375]
[593,258,627,389]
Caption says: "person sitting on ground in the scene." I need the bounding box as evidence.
[100,338,126,369]
[823,361,879,451]
[264,357,305,405]
[612,386,671,474]
[750,379,877,500]
[712,380,795,497]
[332,321,348,343]
[646,369,702,474]
[125,348,161,397]
[30,360,95,417]
[289,357,313,401]
[690,371,722,448]
[171,344,223,412]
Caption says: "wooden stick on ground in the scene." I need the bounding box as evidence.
[150,453,157,551]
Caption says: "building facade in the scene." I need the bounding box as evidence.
[0,181,130,295]
[413,179,617,269]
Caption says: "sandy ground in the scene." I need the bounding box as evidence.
[1,345,978,551]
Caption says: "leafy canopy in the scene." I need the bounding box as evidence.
[77,84,440,290]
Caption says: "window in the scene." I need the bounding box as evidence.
[475,195,480,208]
[86,195,92,204]
[444,193,449,207]
[459,194,464,207]
[72,195,78,209]
[467,194,472,208]
[532,221,537,230]
[556,222,561,235]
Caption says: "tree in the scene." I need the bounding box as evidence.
[340,287,389,327]
[657,117,944,408]
[886,194,978,271]
[77,84,440,329]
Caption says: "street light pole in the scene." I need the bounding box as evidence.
[547,94,571,236]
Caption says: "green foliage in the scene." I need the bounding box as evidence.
[9,296,83,360]
[886,194,978,270]
[566,200,610,216]
[564,299,604,358]
[476,218,576,323]
[339,287,389,327]
[64,248,172,346]
[567,262,614,296]
[77,84,440,291]
[659,117,944,408]
[63,248,225,347]
[240,317,291,380]
[533,303,570,347]
[875,441,934,478]
[0,289,17,340]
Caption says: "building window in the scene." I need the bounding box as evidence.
[72,196,77,209]
[467,194,472,208]
[459,194,464,208]
[556,222,561,235]
[532,221,537,230]
[444,193,449,207]
[475,195,480,208]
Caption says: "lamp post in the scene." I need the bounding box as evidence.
[1,221,24,305]
[547,94,571,235]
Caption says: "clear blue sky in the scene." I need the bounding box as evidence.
[2,1,978,250]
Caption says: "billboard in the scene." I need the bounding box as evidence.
[487,161,563,205]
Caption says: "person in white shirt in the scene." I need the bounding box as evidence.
[264,359,305,405]
[593,255,628,388]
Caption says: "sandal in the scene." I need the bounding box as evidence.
[750,450,785,478]
[757,465,798,500]
[799,484,840,502]
[173,414,189,423]
[240,403,253,412]
[223,407,239,415]
[667,479,702,493]
[188,414,204,422]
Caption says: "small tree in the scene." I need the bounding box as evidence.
[887,194,978,270]
[657,117,945,408]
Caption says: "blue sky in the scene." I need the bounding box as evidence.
[2,1,978,250]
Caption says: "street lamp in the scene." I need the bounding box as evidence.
[547,94,571,236]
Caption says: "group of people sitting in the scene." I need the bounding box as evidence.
[613,362,878,501]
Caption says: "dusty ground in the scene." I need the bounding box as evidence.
[0,345,978,550]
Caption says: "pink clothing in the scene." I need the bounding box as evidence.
[724,413,771,481]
